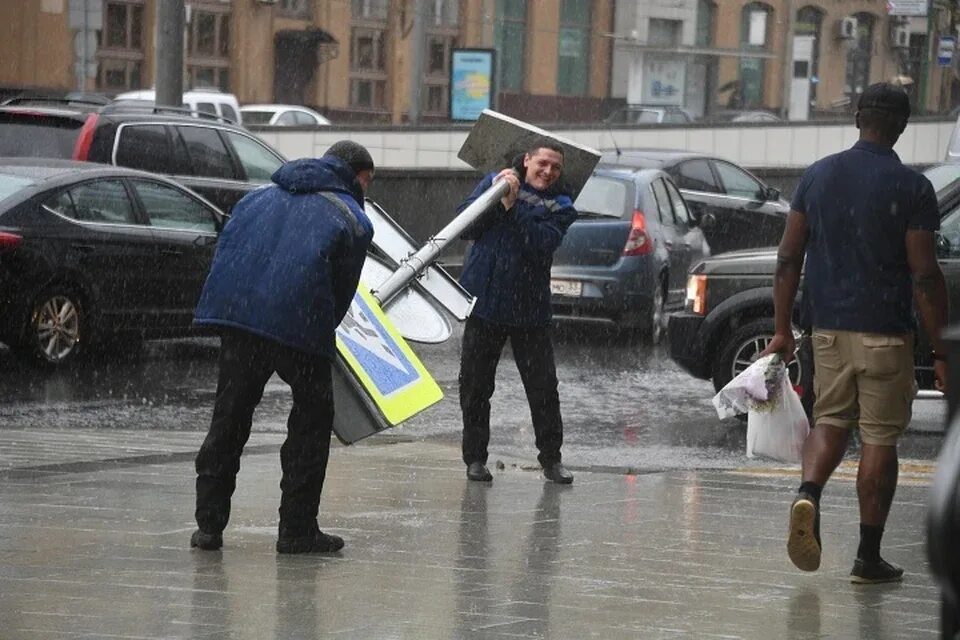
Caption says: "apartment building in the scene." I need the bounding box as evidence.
[0,0,614,124]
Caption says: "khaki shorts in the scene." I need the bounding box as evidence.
[811,329,917,446]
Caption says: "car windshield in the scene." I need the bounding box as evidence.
[241,110,274,125]
[924,164,960,197]
[0,174,37,202]
[574,176,628,218]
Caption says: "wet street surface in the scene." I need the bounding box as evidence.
[0,327,950,638]
[0,324,946,471]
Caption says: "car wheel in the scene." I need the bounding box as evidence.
[22,287,87,367]
[640,279,666,345]
[711,317,814,416]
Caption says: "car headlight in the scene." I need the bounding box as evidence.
[685,274,707,315]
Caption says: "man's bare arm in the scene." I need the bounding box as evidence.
[773,211,809,337]
[906,229,948,356]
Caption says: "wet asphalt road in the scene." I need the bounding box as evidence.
[0,323,947,471]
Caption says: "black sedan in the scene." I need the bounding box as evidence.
[600,150,789,255]
[0,159,225,366]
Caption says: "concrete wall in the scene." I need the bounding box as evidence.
[256,117,956,170]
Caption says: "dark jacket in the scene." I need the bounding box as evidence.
[459,171,577,327]
[194,156,374,359]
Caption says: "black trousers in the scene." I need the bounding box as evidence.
[459,316,563,468]
[195,330,334,537]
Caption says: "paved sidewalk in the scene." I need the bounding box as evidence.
[0,429,942,639]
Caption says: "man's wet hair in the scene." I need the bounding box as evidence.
[526,137,565,157]
[856,82,910,138]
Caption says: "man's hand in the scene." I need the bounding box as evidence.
[934,360,948,393]
[759,331,796,364]
[495,168,520,211]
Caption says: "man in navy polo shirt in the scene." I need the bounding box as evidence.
[762,83,948,583]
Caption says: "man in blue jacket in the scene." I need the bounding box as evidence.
[190,141,374,554]
[458,138,578,484]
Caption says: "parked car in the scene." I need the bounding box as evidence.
[0,98,286,214]
[605,106,694,126]
[601,150,790,255]
[667,162,960,407]
[550,165,708,343]
[241,104,331,126]
[114,88,243,125]
[705,110,782,123]
[0,159,227,366]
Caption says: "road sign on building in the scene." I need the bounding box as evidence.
[887,0,928,16]
[939,36,956,67]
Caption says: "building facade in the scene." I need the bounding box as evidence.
[0,0,614,124]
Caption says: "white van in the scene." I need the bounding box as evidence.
[113,88,242,125]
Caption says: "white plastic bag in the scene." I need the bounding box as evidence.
[746,373,809,463]
[712,354,810,463]
[712,353,778,418]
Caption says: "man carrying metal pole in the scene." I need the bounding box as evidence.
[457,137,578,485]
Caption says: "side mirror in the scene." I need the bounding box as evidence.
[763,186,781,202]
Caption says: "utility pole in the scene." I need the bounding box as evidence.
[156,0,186,107]
[408,0,425,124]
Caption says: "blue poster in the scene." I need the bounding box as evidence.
[450,49,495,121]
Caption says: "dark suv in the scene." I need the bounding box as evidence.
[668,162,960,406]
[0,98,286,213]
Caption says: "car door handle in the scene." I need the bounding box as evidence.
[161,248,183,256]
[70,243,95,253]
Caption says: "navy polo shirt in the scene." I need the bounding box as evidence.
[791,140,939,334]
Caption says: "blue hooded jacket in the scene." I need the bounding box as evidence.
[459,172,577,327]
[194,156,373,359]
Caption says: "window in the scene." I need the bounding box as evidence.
[696,1,716,47]
[714,162,763,199]
[674,160,719,193]
[651,179,675,225]
[221,104,239,124]
[738,3,773,109]
[350,5,389,110]
[187,6,231,91]
[133,180,217,232]
[50,180,137,225]
[176,126,236,180]
[495,0,526,92]
[664,180,691,225]
[294,111,319,125]
[352,0,388,20]
[573,177,629,219]
[938,208,960,258]
[276,111,298,126]
[224,132,284,182]
[104,1,143,49]
[796,6,823,104]
[845,12,875,98]
[557,0,591,96]
[116,125,173,175]
[426,0,458,27]
[422,4,460,117]
[97,1,145,91]
[280,0,311,19]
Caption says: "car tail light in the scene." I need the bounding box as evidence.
[72,113,99,160]
[623,210,653,256]
[0,232,22,252]
[686,274,707,314]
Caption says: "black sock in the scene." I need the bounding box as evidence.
[857,524,884,562]
[798,481,822,503]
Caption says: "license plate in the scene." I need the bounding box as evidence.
[550,279,582,297]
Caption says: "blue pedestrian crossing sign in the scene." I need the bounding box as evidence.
[336,286,443,426]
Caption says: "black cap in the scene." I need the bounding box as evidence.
[324,140,375,174]
[857,82,911,118]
